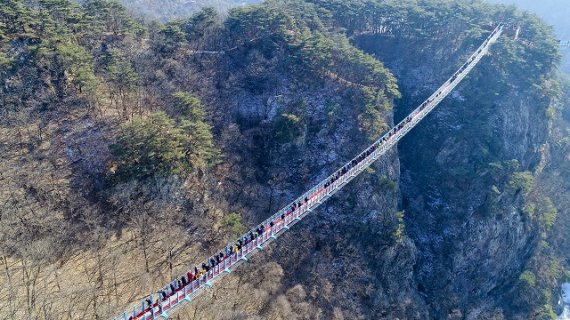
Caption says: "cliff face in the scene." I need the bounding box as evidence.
[354,6,559,319]
[393,59,543,318]
[534,76,570,316]
[180,10,427,317]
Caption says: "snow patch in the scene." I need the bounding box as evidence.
[561,306,570,320]
[561,283,570,320]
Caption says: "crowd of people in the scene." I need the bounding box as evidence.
[127,29,501,319]
[130,94,424,320]
[139,103,420,317]
[132,73,443,320]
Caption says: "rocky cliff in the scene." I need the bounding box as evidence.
[351,2,560,318]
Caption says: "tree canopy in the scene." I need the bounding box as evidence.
[109,93,219,183]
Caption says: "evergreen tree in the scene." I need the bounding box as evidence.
[173,92,220,169]
[110,93,219,183]
[110,112,190,182]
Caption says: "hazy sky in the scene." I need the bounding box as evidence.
[485,0,569,40]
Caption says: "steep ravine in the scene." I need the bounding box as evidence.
[175,3,561,319]
[355,15,557,320]
[178,55,427,320]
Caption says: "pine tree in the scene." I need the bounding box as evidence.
[174,92,220,169]
[109,94,220,183]
[110,112,190,182]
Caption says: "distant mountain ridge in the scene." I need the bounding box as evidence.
[118,0,261,20]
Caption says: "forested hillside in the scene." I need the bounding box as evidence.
[0,0,567,319]
[487,0,570,72]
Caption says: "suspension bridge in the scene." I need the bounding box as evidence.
[115,24,504,320]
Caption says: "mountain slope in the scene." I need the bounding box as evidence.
[0,0,566,319]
